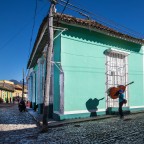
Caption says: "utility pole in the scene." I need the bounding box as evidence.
[42,0,56,131]
[22,69,24,100]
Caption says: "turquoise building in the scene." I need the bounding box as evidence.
[27,13,144,120]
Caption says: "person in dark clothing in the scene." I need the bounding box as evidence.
[118,89,127,119]
[18,99,26,112]
[17,96,20,103]
[13,97,15,104]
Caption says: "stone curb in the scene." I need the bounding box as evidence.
[27,109,115,128]
[47,115,116,128]
[27,108,144,128]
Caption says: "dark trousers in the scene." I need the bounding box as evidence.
[119,102,124,118]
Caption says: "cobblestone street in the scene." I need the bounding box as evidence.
[0,104,39,144]
[1,104,144,144]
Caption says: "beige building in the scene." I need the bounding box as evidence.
[0,80,14,103]
[13,84,28,100]
[13,85,22,98]
[0,80,27,103]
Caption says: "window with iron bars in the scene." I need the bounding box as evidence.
[105,50,128,108]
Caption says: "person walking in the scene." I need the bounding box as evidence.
[13,97,15,104]
[118,89,127,119]
[18,99,26,112]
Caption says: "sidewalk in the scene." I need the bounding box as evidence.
[27,107,117,128]
[27,107,144,128]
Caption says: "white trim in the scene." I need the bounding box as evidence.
[54,111,59,115]
[142,46,144,102]
[53,111,65,116]
[54,109,105,115]
[49,25,68,30]
[51,61,63,72]
[106,48,130,56]
[130,106,144,109]
[32,71,36,103]
[27,68,33,79]
[59,72,64,114]
[37,58,41,104]
[54,28,67,40]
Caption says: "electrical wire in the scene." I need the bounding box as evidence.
[0,3,48,52]
[58,0,144,39]
[56,0,70,25]
[58,2,133,35]
[59,0,144,38]
[25,1,50,79]
[60,0,70,15]
[28,0,38,59]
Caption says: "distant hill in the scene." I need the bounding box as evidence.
[9,79,21,85]
[10,79,26,85]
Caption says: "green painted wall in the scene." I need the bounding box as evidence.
[128,50,144,107]
[34,65,38,71]
[58,25,144,114]
[61,37,106,112]
[54,31,61,112]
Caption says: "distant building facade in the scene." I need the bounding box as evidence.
[0,80,14,103]
[0,80,28,103]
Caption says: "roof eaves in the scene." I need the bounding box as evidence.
[54,13,144,45]
[27,13,144,69]
[27,16,48,69]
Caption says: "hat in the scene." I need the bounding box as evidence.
[119,89,124,93]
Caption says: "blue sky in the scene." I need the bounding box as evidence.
[0,0,144,82]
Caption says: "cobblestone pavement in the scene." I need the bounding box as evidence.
[0,104,39,144]
[1,104,144,144]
